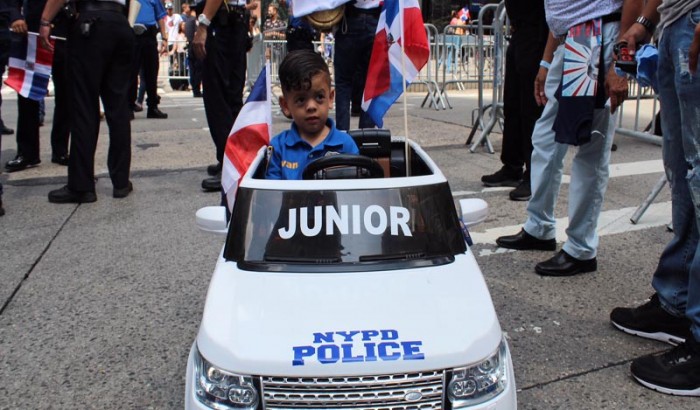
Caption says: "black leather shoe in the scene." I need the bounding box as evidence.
[51,154,69,166]
[496,228,556,251]
[1,125,14,135]
[5,156,41,172]
[0,199,5,217]
[535,250,597,277]
[113,181,133,198]
[147,108,168,119]
[48,185,97,204]
[133,103,143,112]
[201,176,222,192]
[207,162,222,176]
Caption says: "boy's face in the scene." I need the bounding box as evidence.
[279,73,335,142]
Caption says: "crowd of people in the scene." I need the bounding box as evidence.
[0,0,699,397]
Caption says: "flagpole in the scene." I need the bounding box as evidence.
[398,0,410,177]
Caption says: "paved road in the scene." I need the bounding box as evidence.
[1,89,694,409]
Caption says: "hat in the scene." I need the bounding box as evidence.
[165,3,173,9]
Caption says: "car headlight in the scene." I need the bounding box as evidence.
[193,347,259,410]
[447,339,509,407]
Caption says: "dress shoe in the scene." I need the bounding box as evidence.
[535,250,597,277]
[147,107,168,119]
[48,185,97,204]
[0,199,5,217]
[133,102,144,112]
[1,125,13,135]
[5,156,41,172]
[207,162,222,176]
[193,92,203,98]
[481,166,522,188]
[201,176,222,192]
[496,228,556,251]
[51,154,69,166]
[113,181,133,198]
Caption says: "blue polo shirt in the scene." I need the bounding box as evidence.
[266,119,359,180]
[135,0,167,27]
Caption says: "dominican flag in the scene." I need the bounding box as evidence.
[222,63,272,212]
[362,0,429,127]
[291,0,352,17]
[4,33,54,101]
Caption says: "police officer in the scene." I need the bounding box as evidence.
[192,0,258,192]
[130,0,169,119]
[40,0,135,203]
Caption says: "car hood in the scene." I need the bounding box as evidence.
[196,252,502,377]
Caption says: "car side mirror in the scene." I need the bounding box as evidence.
[459,198,488,227]
[195,206,228,235]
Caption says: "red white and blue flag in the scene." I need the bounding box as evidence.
[222,63,272,212]
[4,33,54,101]
[291,0,352,17]
[362,0,429,127]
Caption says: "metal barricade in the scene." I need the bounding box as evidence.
[419,23,447,110]
[465,1,507,153]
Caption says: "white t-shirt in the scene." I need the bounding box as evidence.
[165,13,183,43]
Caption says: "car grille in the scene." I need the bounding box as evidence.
[260,370,445,409]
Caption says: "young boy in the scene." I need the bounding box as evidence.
[266,50,359,180]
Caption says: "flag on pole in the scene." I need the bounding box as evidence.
[222,63,272,212]
[291,0,352,17]
[4,33,54,101]
[361,0,429,127]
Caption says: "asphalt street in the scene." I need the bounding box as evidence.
[0,87,694,409]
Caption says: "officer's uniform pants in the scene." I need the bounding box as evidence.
[67,9,134,193]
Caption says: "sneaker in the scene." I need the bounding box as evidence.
[611,294,692,345]
[631,337,700,396]
[481,167,522,187]
[509,179,531,201]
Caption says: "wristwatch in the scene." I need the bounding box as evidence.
[198,13,211,27]
[635,16,655,35]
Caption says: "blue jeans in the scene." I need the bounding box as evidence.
[652,6,700,342]
[523,21,619,260]
[333,12,378,131]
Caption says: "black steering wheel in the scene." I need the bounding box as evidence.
[302,154,385,180]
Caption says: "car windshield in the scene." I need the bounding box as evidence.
[224,182,467,272]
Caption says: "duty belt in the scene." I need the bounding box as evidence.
[77,2,125,14]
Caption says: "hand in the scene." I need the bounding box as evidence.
[605,65,628,114]
[533,66,548,106]
[193,25,207,60]
[247,1,259,11]
[690,21,700,74]
[39,25,53,51]
[11,19,28,34]
[616,23,648,60]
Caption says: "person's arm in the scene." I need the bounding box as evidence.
[691,20,700,73]
[10,0,26,34]
[39,0,65,51]
[606,0,644,113]
[533,31,558,107]
[159,17,169,54]
[192,0,224,59]
[618,0,662,53]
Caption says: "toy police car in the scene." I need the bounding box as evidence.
[186,133,517,409]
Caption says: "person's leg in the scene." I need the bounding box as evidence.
[561,22,618,261]
[100,14,134,191]
[522,44,568,240]
[50,40,70,162]
[356,13,377,129]
[143,31,166,117]
[333,22,355,131]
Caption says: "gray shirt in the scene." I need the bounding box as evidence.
[658,0,700,34]
[545,0,623,36]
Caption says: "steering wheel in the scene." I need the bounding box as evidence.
[302,154,385,180]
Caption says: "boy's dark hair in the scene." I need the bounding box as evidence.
[279,50,331,93]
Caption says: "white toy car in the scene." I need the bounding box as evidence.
[186,132,517,409]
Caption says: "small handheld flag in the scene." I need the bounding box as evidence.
[361,0,429,128]
[4,33,54,101]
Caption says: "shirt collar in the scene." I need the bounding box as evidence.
[285,119,345,149]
